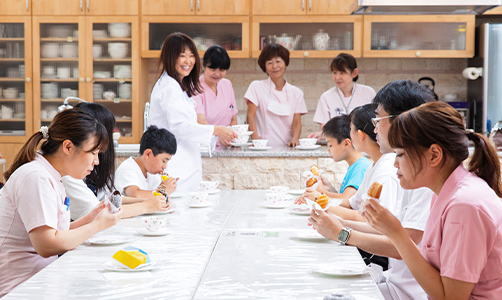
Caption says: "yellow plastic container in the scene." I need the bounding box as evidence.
[112,250,147,269]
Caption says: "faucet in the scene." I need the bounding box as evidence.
[144,102,150,132]
[58,97,88,112]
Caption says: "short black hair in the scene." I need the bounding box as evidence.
[372,80,435,118]
[323,115,351,144]
[258,44,290,73]
[139,125,177,156]
[203,45,231,70]
[349,103,377,142]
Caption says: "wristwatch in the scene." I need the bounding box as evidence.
[338,227,352,245]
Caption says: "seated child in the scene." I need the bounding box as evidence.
[115,125,177,198]
[316,115,371,199]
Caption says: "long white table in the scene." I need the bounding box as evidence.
[5,190,384,299]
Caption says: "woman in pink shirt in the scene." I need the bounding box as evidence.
[0,109,121,296]
[245,44,308,147]
[363,101,502,299]
[193,45,238,127]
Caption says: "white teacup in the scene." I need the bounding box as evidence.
[188,191,209,204]
[231,124,249,134]
[141,216,167,231]
[199,181,219,191]
[265,192,289,204]
[299,138,317,147]
[252,139,268,148]
[270,186,289,194]
[233,134,249,144]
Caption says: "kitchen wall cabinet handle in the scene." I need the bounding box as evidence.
[80,77,85,82]
[87,0,89,12]
[190,0,193,11]
[197,0,200,11]
[25,77,31,82]
[26,0,29,12]
[309,0,312,11]
[416,51,421,57]
[86,77,91,82]
[80,0,83,12]
[302,0,304,11]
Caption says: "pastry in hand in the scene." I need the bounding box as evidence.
[311,165,319,176]
[315,194,329,209]
[367,182,383,199]
[306,177,318,188]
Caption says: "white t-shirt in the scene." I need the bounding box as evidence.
[62,175,100,221]
[313,84,376,125]
[349,153,402,216]
[114,157,162,196]
[0,154,70,296]
[381,187,432,300]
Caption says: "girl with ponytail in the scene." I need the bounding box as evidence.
[363,101,502,299]
[0,109,121,296]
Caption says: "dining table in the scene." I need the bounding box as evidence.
[4,190,384,300]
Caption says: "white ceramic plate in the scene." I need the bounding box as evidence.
[248,146,272,151]
[103,261,156,272]
[230,142,252,147]
[147,207,176,215]
[207,189,221,195]
[292,231,328,241]
[288,189,305,195]
[88,236,133,246]
[185,200,213,208]
[261,202,290,209]
[295,145,321,150]
[289,206,311,215]
[136,228,170,236]
[170,192,183,198]
[312,264,368,277]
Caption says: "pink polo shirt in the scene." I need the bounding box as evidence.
[0,153,70,296]
[421,165,502,298]
[244,77,308,146]
[193,76,238,126]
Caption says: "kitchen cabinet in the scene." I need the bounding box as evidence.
[483,6,502,14]
[251,16,362,58]
[32,16,140,143]
[363,15,475,58]
[32,0,138,16]
[142,0,249,16]
[0,17,33,143]
[0,0,31,15]
[142,16,250,58]
[252,0,352,15]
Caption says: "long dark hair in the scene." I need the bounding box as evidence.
[158,32,202,97]
[5,109,108,181]
[349,103,377,142]
[389,101,502,197]
[75,102,115,193]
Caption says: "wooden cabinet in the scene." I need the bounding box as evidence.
[32,16,141,143]
[484,6,502,14]
[252,0,352,15]
[142,0,249,16]
[251,16,363,58]
[0,17,33,143]
[0,0,31,15]
[363,15,475,58]
[32,0,138,16]
[142,16,250,58]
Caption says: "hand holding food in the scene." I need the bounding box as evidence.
[367,182,383,199]
[315,193,329,209]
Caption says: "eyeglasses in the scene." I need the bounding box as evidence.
[371,115,395,127]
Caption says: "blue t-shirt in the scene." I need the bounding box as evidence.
[340,157,371,193]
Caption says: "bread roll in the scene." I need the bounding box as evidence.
[311,165,319,176]
[306,177,318,188]
[315,194,329,209]
[367,182,383,199]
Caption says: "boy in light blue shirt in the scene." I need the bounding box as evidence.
[316,115,370,199]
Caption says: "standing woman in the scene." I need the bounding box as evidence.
[309,53,375,140]
[0,109,121,296]
[149,33,237,192]
[245,44,308,147]
[364,102,502,299]
[193,45,238,126]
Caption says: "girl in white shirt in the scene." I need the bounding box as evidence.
[0,109,121,296]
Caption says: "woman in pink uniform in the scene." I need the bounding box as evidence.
[245,44,308,147]
[193,45,238,127]
[363,101,502,299]
[0,109,121,296]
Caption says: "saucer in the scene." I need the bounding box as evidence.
[103,261,156,272]
[207,189,221,195]
[249,146,272,151]
[230,142,252,147]
[292,231,328,241]
[288,189,305,195]
[289,206,311,215]
[311,264,368,277]
[185,200,213,208]
[88,236,133,246]
[136,228,170,236]
[147,207,176,215]
[170,192,183,198]
[261,202,289,209]
[295,145,321,150]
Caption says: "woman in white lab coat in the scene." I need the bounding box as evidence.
[149,33,237,192]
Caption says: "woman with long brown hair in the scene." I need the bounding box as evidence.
[0,109,121,296]
[363,101,502,299]
[149,32,237,192]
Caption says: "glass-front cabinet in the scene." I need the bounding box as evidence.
[252,16,363,58]
[0,17,32,142]
[363,15,475,58]
[142,16,250,58]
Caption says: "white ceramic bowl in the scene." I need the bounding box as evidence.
[187,191,209,204]
[114,65,132,79]
[41,43,60,58]
[270,186,289,194]
[92,30,108,39]
[108,42,128,59]
[265,193,289,204]
[109,23,131,38]
[57,66,71,79]
[61,43,78,58]
[3,88,18,99]
[118,83,132,99]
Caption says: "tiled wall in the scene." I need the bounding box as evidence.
[146,57,467,137]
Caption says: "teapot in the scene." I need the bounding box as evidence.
[313,29,330,51]
[276,33,301,51]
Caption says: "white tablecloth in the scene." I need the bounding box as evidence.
[5,190,383,299]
